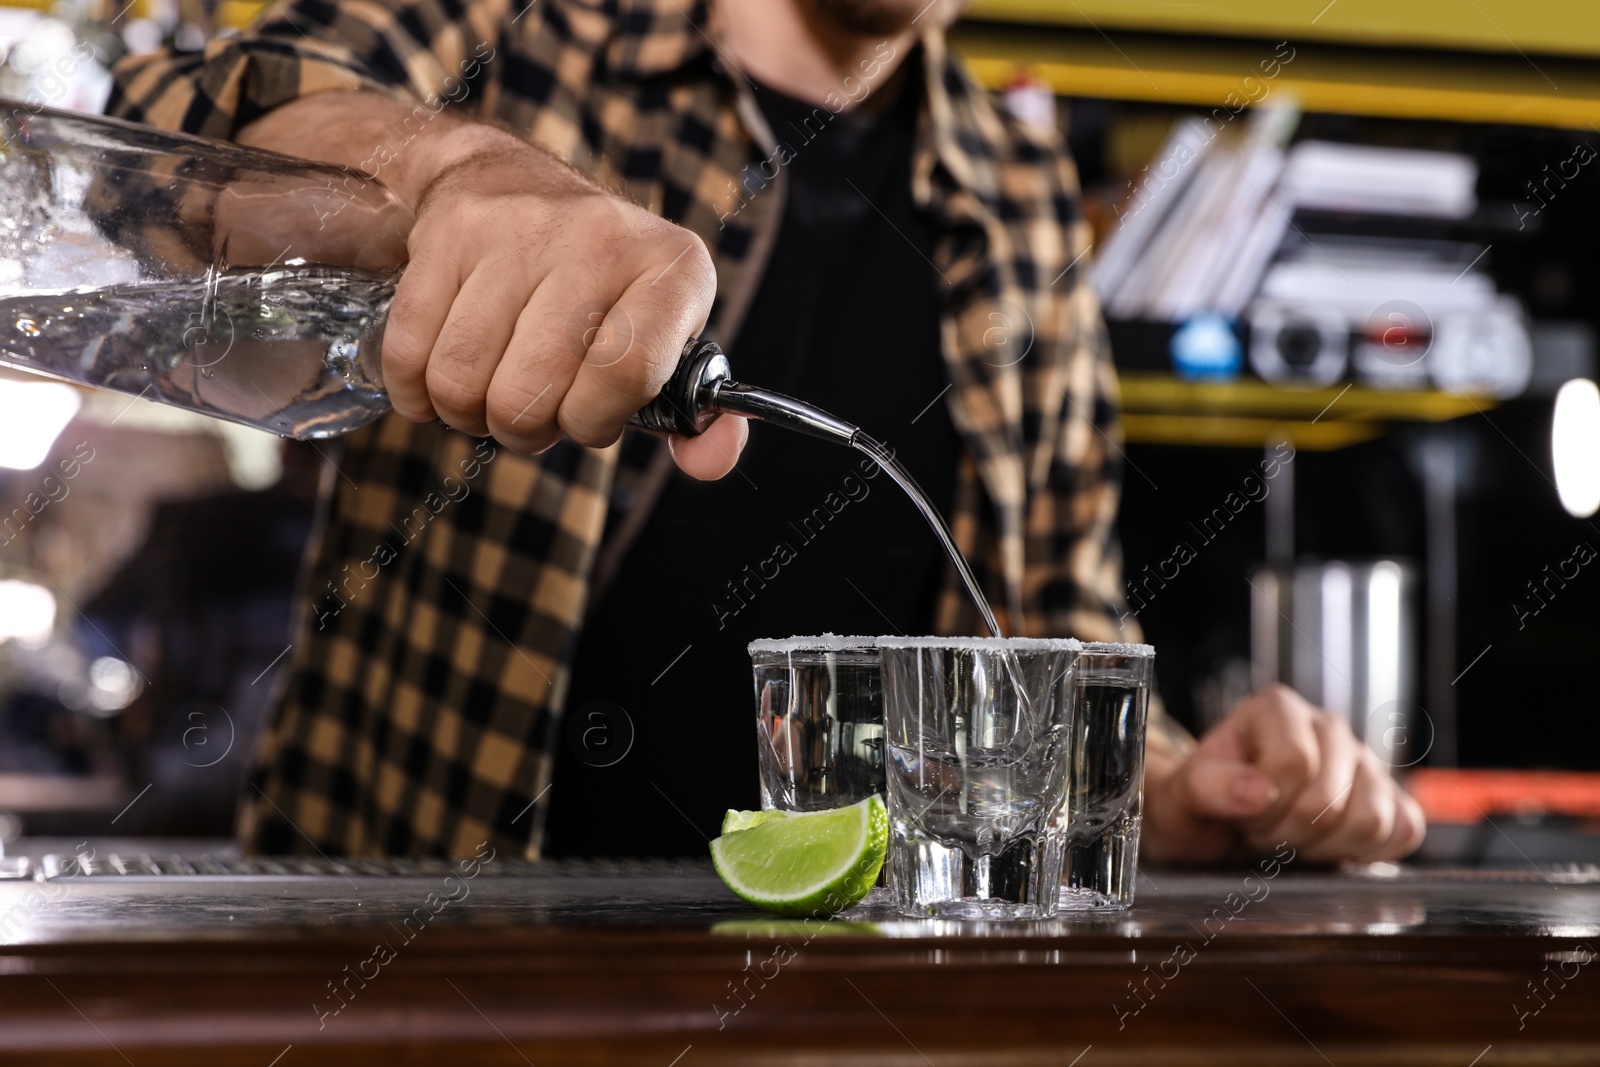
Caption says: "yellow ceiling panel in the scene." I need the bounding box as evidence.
[953,24,1600,129]
[965,0,1600,61]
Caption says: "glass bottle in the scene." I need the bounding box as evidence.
[0,100,410,438]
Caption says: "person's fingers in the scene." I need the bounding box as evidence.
[484,266,605,453]
[1357,782,1425,863]
[382,252,459,423]
[1144,684,1429,867]
[668,415,749,480]
[1140,747,1260,865]
[1269,712,1362,842]
[383,168,722,465]
[1300,754,1395,863]
[555,234,716,448]
[1372,789,1427,862]
[425,266,532,435]
[1172,752,1282,822]
[1236,685,1321,822]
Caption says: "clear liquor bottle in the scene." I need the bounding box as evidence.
[0,101,411,438]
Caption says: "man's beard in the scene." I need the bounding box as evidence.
[798,0,940,36]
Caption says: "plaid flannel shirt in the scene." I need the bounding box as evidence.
[108,0,1188,859]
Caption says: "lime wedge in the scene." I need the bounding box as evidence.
[710,796,887,917]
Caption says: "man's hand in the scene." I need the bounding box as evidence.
[236,91,746,479]
[1142,685,1425,865]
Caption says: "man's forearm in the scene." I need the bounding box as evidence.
[234,90,520,208]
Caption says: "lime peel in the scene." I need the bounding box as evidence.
[710,796,887,917]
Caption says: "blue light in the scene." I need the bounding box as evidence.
[1171,313,1242,380]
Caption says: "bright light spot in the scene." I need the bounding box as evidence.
[7,19,76,76]
[0,580,56,645]
[0,380,81,470]
[86,656,141,715]
[1366,562,1403,764]
[1553,379,1600,518]
[1546,924,1600,938]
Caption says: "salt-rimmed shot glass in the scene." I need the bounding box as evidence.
[879,637,1080,920]
[748,636,884,812]
[1061,641,1154,911]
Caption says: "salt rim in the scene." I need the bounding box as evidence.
[748,635,1153,656]
[1078,640,1155,657]
[748,634,882,656]
[872,635,1083,653]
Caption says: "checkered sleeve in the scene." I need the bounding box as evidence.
[106,0,509,137]
[1032,275,1133,645]
[1044,284,1194,760]
[1025,155,1196,762]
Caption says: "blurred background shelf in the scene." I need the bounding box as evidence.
[950,3,1599,767]
[1121,375,1493,421]
[964,0,1600,61]
[1118,374,1495,450]
[1120,410,1379,449]
[950,24,1600,130]
[17,0,1600,129]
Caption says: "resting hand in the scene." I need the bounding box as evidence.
[1142,684,1425,865]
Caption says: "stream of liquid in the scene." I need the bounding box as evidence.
[852,432,1005,639]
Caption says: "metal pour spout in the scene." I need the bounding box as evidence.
[626,339,859,446]
[710,381,860,446]
[627,339,1004,638]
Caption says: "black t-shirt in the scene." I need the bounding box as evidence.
[544,68,959,857]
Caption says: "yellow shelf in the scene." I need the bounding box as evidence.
[1121,413,1381,450]
[1116,374,1496,450]
[9,0,278,28]
[1119,375,1494,420]
[965,0,1600,63]
[952,24,1600,130]
[217,0,265,29]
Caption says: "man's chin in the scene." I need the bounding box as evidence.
[799,0,961,36]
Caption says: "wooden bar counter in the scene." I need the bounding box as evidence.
[1,847,1598,1065]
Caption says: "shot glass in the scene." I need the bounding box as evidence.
[878,637,1080,920]
[749,637,884,812]
[1060,641,1154,911]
